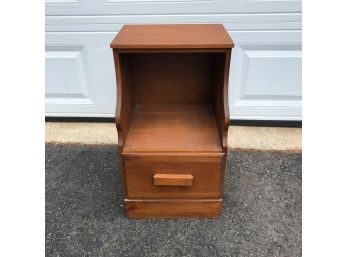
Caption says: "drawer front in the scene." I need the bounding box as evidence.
[123,154,225,199]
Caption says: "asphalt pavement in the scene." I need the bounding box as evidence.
[46,144,301,257]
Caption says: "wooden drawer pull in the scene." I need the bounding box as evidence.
[153,174,193,186]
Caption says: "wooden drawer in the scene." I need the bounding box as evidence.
[122,153,225,199]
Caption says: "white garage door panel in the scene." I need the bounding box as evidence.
[46,0,301,16]
[45,33,116,117]
[242,48,301,98]
[45,0,302,120]
[46,13,301,32]
[229,31,301,120]
[46,46,94,106]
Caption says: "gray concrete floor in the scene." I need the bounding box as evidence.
[45,123,302,152]
[45,144,302,257]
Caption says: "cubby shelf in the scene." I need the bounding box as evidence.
[123,104,222,153]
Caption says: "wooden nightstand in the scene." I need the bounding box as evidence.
[110,24,234,218]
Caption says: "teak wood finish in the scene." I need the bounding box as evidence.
[111,24,234,218]
[153,174,194,187]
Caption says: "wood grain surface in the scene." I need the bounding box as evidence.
[110,24,234,49]
[123,105,222,153]
[123,154,224,199]
[111,24,233,218]
[153,174,194,186]
[129,53,214,105]
[125,199,222,218]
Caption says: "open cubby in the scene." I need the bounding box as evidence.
[117,52,227,153]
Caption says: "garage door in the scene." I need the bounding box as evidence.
[45,0,302,120]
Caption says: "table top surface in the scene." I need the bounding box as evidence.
[110,24,234,49]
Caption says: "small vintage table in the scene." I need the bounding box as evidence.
[110,24,234,218]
